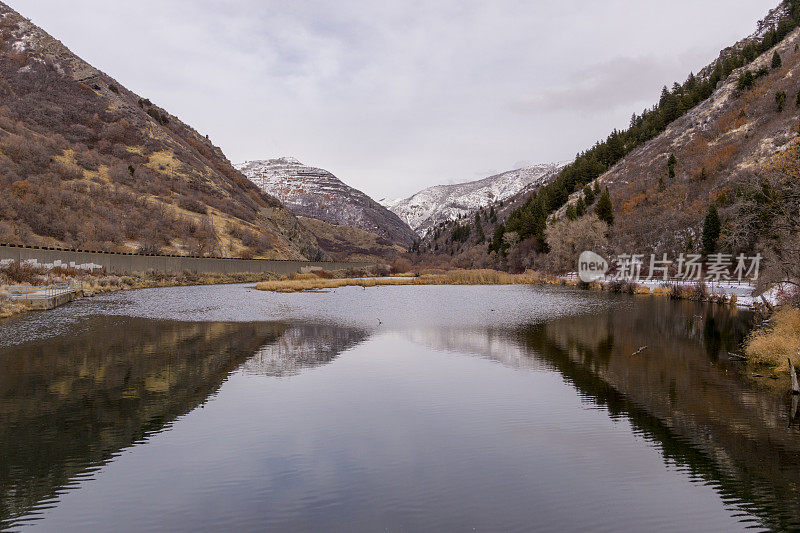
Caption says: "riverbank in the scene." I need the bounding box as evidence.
[571,278,773,307]
[746,306,800,373]
[256,269,548,292]
[0,269,287,320]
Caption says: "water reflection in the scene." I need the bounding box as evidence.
[402,297,799,531]
[3,287,800,531]
[240,324,369,377]
[0,317,368,530]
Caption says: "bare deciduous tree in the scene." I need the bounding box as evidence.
[544,214,609,273]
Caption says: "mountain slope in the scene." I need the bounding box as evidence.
[0,2,323,260]
[296,216,407,262]
[412,1,800,274]
[570,6,800,257]
[237,158,416,246]
[384,163,565,236]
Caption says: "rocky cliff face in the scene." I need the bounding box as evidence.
[0,2,323,260]
[383,163,565,236]
[237,158,417,246]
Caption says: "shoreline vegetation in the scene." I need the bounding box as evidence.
[746,306,800,373]
[255,269,546,293]
[3,260,797,383]
[0,263,296,319]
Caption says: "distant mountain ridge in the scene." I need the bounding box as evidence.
[383,163,566,236]
[237,158,417,246]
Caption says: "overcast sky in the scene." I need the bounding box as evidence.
[10,0,777,200]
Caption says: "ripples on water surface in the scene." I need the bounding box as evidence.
[1,283,798,531]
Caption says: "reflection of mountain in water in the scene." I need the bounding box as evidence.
[0,317,368,530]
[405,298,799,531]
[403,328,550,373]
[241,325,370,377]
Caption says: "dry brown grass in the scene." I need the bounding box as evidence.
[746,306,800,371]
[256,269,546,293]
[652,285,672,296]
[286,272,321,281]
[0,291,30,318]
[634,285,652,295]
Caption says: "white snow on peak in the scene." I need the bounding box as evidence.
[385,162,568,236]
[236,158,417,245]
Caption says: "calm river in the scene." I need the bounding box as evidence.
[1,284,798,531]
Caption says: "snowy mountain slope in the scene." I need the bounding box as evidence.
[383,163,566,236]
[237,158,417,246]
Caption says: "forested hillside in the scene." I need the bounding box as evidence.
[415,0,800,282]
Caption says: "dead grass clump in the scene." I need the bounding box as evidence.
[440,269,543,285]
[653,285,672,296]
[746,306,800,371]
[287,272,320,281]
[0,294,30,319]
[255,269,545,293]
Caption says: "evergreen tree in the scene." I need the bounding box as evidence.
[776,90,787,112]
[737,70,755,91]
[667,153,677,179]
[772,50,783,69]
[566,204,577,220]
[702,204,721,255]
[594,187,614,225]
[593,181,601,196]
[474,212,485,243]
[488,224,505,254]
[575,195,587,217]
[583,185,595,205]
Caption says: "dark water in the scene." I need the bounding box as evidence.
[1,284,798,532]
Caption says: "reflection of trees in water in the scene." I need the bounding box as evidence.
[0,318,368,530]
[404,298,798,531]
[515,300,800,532]
[240,325,370,377]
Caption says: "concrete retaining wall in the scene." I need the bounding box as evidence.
[0,244,373,275]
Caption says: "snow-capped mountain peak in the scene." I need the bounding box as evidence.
[236,158,417,246]
[385,162,567,236]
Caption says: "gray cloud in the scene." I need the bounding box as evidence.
[510,56,682,113]
[7,0,777,199]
